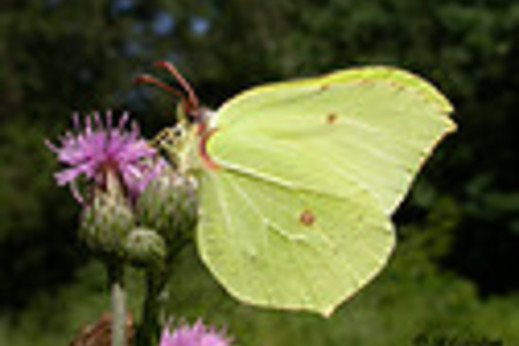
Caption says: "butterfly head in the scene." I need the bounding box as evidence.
[135,61,218,172]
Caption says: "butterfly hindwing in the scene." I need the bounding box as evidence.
[198,166,393,316]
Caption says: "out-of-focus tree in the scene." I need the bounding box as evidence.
[1,0,518,314]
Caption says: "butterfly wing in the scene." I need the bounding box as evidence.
[198,160,393,316]
[196,66,455,315]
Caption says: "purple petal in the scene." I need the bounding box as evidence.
[44,139,60,153]
[159,319,233,346]
[118,112,129,130]
[48,111,162,202]
[85,116,92,136]
[73,112,81,131]
[93,111,103,129]
[69,181,85,204]
[106,109,113,128]
[54,167,83,186]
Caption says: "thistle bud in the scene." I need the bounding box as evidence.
[124,228,166,269]
[135,165,198,246]
[79,180,135,259]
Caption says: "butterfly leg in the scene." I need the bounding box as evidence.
[150,127,176,148]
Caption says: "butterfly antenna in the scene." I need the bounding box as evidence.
[133,74,191,116]
[155,61,200,117]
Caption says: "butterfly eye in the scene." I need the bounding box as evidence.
[173,127,184,138]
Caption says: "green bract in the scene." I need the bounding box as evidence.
[79,187,135,260]
[136,165,198,245]
[124,228,167,269]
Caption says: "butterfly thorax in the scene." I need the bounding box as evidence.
[152,106,216,175]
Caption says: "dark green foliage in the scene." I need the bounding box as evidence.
[0,0,518,344]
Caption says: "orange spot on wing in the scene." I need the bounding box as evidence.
[327,113,338,124]
[300,210,315,226]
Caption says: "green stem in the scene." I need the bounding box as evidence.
[135,239,189,346]
[136,270,163,346]
[108,263,127,346]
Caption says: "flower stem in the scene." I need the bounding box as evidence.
[135,239,189,346]
[136,270,163,346]
[108,262,127,346]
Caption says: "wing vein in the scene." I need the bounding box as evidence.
[208,171,275,304]
[223,170,308,243]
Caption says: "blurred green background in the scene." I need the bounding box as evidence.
[1,1,518,345]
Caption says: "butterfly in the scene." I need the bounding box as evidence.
[136,61,455,316]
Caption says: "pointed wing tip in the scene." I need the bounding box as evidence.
[383,66,455,115]
[319,306,336,319]
[439,106,458,138]
[386,66,458,133]
[326,65,455,115]
[446,116,458,133]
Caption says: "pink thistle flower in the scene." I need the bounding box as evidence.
[159,319,233,346]
[46,110,163,203]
